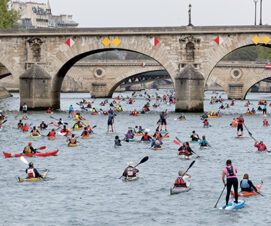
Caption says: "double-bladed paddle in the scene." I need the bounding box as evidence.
[174,137,200,158]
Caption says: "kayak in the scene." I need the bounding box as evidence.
[142,140,151,143]
[170,181,191,195]
[220,200,245,210]
[200,146,208,149]
[30,134,42,138]
[236,136,244,139]
[82,136,90,139]
[164,135,169,138]
[91,112,98,115]
[73,118,86,121]
[134,133,144,136]
[107,131,115,134]
[178,154,193,160]
[232,183,263,197]
[73,127,83,131]
[3,150,59,158]
[18,170,48,183]
[123,175,138,182]
[209,115,222,118]
[153,146,162,150]
[125,139,134,142]
[68,143,78,147]
[48,136,55,140]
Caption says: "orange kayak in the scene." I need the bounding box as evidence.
[232,183,262,197]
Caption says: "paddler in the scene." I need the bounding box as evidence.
[231,118,237,127]
[263,119,269,127]
[69,105,74,117]
[60,125,70,136]
[18,120,23,129]
[114,136,121,146]
[153,128,162,139]
[222,160,238,206]
[31,126,41,137]
[68,134,77,145]
[73,121,82,130]
[199,136,209,147]
[58,118,64,126]
[141,132,152,141]
[179,114,186,120]
[125,129,134,141]
[254,141,267,151]
[47,108,52,114]
[23,142,37,154]
[159,111,167,131]
[151,138,163,148]
[47,129,56,138]
[22,123,29,132]
[122,162,139,178]
[263,105,267,115]
[174,170,191,188]
[201,112,208,120]
[22,103,28,119]
[236,115,244,137]
[240,174,260,192]
[40,121,48,130]
[26,162,42,178]
[81,127,90,138]
[190,130,199,142]
[178,142,193,156]
[203,118,209,128]
[107,112,114,133]
[86,125,93,134]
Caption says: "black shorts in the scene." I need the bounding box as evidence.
[108,120,113,125]
[237,124,243,131]
[23,110,27,113]
[161,119,167,125]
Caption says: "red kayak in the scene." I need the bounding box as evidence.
[3,150,59,158]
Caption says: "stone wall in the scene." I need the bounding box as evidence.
[0,87,12,99]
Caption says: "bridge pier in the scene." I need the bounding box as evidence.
[91,82,109,98]
[228,83,244,100]
[19,64,52,110]
[175,65,204,112]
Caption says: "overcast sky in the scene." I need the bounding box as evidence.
[31,0,271,27]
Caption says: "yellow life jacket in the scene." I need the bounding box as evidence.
[23,146,31,154]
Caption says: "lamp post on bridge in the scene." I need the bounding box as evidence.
[253,0,258,25]
[188,4,193,26]
[259,0,263,25]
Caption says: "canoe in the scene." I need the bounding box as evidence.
[232,183,262,197]
[170,181,191,195]
[134,133,144,136]
[123,175,138,182]
[220,200,245,210]
[3,150,59,158]
[178,154,193,160]
[82,136,90,139]
[30,134,42,138]
[18,170,48,183]
[68,143,78,147]
[153,146,162,150]
[48,136,55,140]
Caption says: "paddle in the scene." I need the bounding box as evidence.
[214,184,226,208]
[38,146,46,150]
[118,156,149,179]
[175,137,200,158]
[1,120,7,124]
[20,156,28,165]
[172,160,195,189]
[244,124,257,141]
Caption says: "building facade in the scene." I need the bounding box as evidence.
[11,0,78,28]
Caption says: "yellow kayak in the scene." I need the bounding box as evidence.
[68,143,78,147]
[82,136,90,139]
[134,133,144,136]
[73,127,82,131]
[18,170,48,183]
[153,146,162,150]
[30,134,42,138]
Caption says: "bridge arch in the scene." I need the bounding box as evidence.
[51,48,175,108]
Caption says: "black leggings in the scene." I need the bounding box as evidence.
[226,178,238,205]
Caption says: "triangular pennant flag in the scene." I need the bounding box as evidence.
[150,37,159,46]
[214,36,223,46]
[66,38,75,47]
[141,62,146,67]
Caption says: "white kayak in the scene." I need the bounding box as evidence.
[170,181,191,195]
[123,175,138,182]
[178,154,194,160]
[220,200,245,210]
[200,146,208,149]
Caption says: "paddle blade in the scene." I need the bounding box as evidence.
[39,146,46,150]
[92,125,97,129]
[140,156,149,164]
[188,160,196,169]
[84,122,89,125]
[173,140,180,146]
[175,137,181,143]
[20,156,28,165]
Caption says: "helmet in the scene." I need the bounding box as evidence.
[28,142,32,145]
[178,170,183,176]
[29,162,33,167]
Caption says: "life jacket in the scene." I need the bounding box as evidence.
[143,135,149,140]
[201,140,207,146]
[126,167,136,177]
[47,109,51,113]
[49,131,55,137]
[74,124,79,129]
[240,179,250,189]
[22,125,29,132]
[179,146,189,155]
[18,123,23,129]
[27,167,35,178]
[24,146,31,154]
[70,138,76,144]
[75,115,79,119]
[204,121,208,126]
[174,177,187,187]
[237,118,244,124]
[264,120,268,125]
[83,131,88,136]
[154,132,161,138]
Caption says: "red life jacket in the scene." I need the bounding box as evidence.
[174,177,186,187]
[237,118,244,124]
[70,138,76,144]
[155,132,161,138]
[32,129,38,135]
[27,167,35,178]
[143,135,149,140]
[264,120,268,125]
[204,121,208,126]
[22,125,29,132]
[49,131,55,137]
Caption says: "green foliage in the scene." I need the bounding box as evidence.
[0,0,19,29]
[223,45,271,61]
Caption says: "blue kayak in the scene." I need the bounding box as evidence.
[221,200,245,210]
[142,140,151,143]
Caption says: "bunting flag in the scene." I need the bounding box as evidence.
[150,37,159,46]
[141,62,146,67]
[265,64,271,69]
[66,38,75,47]
[214,36,223,46]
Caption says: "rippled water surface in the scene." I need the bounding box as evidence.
[1,90,271,226]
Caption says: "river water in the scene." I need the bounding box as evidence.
[0,90,271,226]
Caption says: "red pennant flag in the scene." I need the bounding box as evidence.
[214,36,223,46]
[141,62,146,67]
[150,37,159,46]
[66,38,75,47]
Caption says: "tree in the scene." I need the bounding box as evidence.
[0,0,19,29]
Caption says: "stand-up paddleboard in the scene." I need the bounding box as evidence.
[220,200,245,210]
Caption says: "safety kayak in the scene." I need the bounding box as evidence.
[178,154,193,160]
[68,143,78,147]
[153,146,162,150]
[3,150,58,158]
[232,183,263,197]
[18,170,49,183]
[123,175,138,182]
[170,181,191,195]
[220,200,245,210]
[30,134,42,138]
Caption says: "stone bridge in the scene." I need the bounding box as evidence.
[1,26,271,111]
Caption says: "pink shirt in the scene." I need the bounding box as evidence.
[223,166,237,179]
